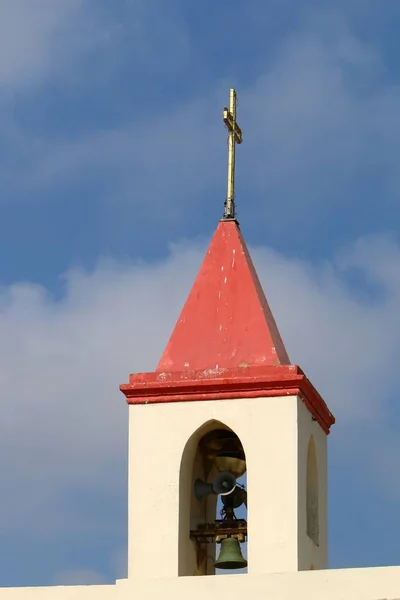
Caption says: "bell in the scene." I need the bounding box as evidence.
[214,537,247,570]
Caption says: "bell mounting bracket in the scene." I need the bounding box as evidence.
[190,518,247,544]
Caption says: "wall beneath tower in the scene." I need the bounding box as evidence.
[2,565,400,600]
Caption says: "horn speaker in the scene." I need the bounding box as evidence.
[194,471,236,501]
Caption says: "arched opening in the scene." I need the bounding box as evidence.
[178,420,247,576]
[306,435,319,545]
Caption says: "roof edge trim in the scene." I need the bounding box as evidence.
[120,365,335,434]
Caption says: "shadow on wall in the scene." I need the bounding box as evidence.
[306,435,319,546]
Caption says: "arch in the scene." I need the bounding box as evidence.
[178,420,247,576]
[306,435,319,545]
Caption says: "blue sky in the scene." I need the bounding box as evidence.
[1,0,400,587]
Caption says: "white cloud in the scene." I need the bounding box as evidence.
[0,0,86,90]
[0,244,204,535]
[13,12,400,235]
[1,231,400,551]
[0,0,196,213]
[253,236,400,423]
[0,0,189,96]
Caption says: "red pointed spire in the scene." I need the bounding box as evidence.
[156,220,290,372]
[121,219,334,433]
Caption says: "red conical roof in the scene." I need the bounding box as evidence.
[156,220,290,372]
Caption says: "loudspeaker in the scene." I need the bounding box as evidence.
[194,471,236,501]
[222,486,247,509]
[193,479,214,501]
[213,471,236,496]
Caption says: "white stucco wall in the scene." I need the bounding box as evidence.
[120,567,400,599]
[297,398,328,570]
[0,584,115,599]
[2,566,400,600]
[127,394,327,579]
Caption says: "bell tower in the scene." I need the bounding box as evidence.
[120,89,335,579]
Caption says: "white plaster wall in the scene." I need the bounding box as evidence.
[297,399,328,570]
[116,566,400,600]
[0,584,115,599]
[127,395,327,579]
[2,566,400,600]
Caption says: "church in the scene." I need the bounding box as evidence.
[1,89,399,599]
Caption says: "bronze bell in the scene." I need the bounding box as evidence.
[214,537,247,570]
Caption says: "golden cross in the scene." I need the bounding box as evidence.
[223,88,243,219]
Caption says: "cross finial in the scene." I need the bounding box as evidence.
[223,88,243,220]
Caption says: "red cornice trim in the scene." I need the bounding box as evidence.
[120,365,335,434]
